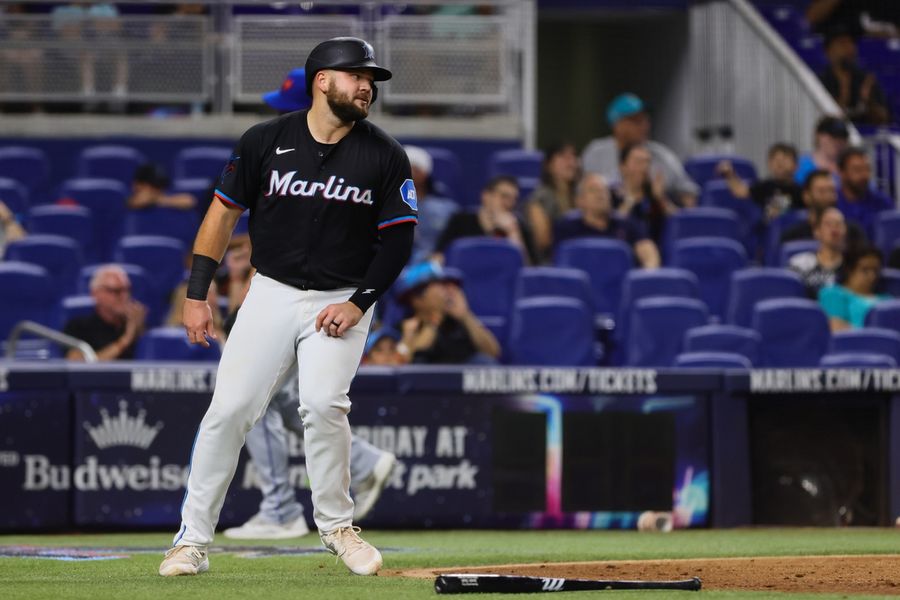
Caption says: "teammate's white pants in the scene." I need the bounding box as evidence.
[174,274,373,546]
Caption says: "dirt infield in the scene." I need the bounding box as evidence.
[388,555,900,595]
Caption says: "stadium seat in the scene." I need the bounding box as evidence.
[865,299,900,333]
[60,295,97,328]
[763,209,808,265]
[700,180,763,255]
[76,145,147,185]
[114,235,186,299]
[627,296,709,367]
[4,234,84,296]
[758,4,807,41]
[514,267,594,312]
[0,177,29,215]
[874,211,900,259]
[0,262,59,340]
[0,146,49,196]
[673,351,752,369]
[487,149,543,180]
[417,146,462,201]
[683,324,761,365]
[79,263,161,328]
[779,239,819,267]
[819,352,897,368]
[793,35,829,73]
[173,146,232,181]
[752,298,830,367]
[123,207,200,249]
[830,328,900,364]
[725,267,806,328]
[506,296,595,366]
[27,205,97,262]
[670,237,748,319]
[663,207,741,258]
[57,178,129,261]
[135,326,221,362]
[445,237,524,320]
[881,269,900,297]
[554,238,631,318]
[683,155,757,188]
[517,177,540,203]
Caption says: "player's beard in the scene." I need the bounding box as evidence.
[326,80,369,123]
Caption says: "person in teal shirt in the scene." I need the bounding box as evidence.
[819,244,891,331]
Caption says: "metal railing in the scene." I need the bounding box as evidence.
[5,321,98,362]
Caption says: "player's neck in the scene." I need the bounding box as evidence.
[307,104,355,144]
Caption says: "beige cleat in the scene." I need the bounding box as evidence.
[320,526,383,576]
[158,545,209,577]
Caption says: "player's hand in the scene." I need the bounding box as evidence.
[316,301,364,338]
[183,298,216,347]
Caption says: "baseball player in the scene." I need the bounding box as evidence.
[159,37,416,577]
[222,67,397,541]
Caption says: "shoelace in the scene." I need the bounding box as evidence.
[165,545,204,561]
[325,526,367,558]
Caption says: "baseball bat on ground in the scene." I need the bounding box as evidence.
[434,573,702,594]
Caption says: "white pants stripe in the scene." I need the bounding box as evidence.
[174,273,373,546]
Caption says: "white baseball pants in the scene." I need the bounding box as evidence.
[173,273,374,546]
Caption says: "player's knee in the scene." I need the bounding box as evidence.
[298,391,350,426]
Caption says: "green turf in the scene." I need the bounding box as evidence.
[1,529,897,599]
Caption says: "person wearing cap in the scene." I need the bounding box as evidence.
[395,262,500,364]
[162,37,414,578]
[581,93,699,207]
[361,327,404,365]
[262,67,311,113]
[819,28,890,126]
[793,115,851,186]
[405,145,458,264]
[127,163,196,210]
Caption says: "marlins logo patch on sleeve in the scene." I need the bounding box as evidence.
[220,155,240,184]
[400,179,418,211]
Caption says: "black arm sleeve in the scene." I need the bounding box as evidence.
[347,223,415,313]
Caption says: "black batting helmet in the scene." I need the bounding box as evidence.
[305,37,392,100]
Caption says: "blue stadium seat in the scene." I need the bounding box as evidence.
[554,238,631,318]
[683,324,761,365]
[517,177,540,203]
[673,351,752,369]
[874,211,900,259]
[514,266,594,312]
[27,205,97,263]
[60,295,97,328]
[4,234,84,296]
[114,235,186,300]
[764,209,808,265]
[758,4,807,41]
[725,267,806,327]
[819,352,896,368]
[507,297,595,366]
[663,207,741,258]
[830,328,900,364]
[0,177,29,215]
[627,296,709,367]
[417,146,462,201]
[58,178,129,261]
[670,237,747,319]
[135,326,221,362]
[445,237,524,320]
[171,177,212,198]
[779,239,819,267]
[76,145,147,185]
[700,180,763,256]
[0,146,49,195]
[752,298,830,367]
[0,262,59,339]
[487,149,543,180]
[882,269,900,297]
[173,146,232,181]
[865,299,900,333]
[123,207,200,249]
[793,35,828,73]
[683,155,757,189]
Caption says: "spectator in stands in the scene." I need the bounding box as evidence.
[611,143,678,243]
[836,147,894,238]
[396,262,500,364]
[717,142,802,222]
[405,145,458,264]
[524,141,580,262]
[361,328,404,366]
[794,116,850,185]
[126,163,196,210]
[789,206,847,296]
[434,175,538,264]
[0,199,26,255]
[819,243,890,331]
[820,28,890,126]
[554,173,661,269]
[782,169,866,246]
[64,264,147,360]
[581,93,698,207]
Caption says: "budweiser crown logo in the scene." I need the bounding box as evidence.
[83,400,164,450]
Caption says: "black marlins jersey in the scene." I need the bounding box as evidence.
[214,110,417,290]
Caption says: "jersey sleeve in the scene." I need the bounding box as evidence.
[213,124,265,212]
[376,143,418,231]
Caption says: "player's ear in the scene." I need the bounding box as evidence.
[371,82,378,104]
[315,70,330,95]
